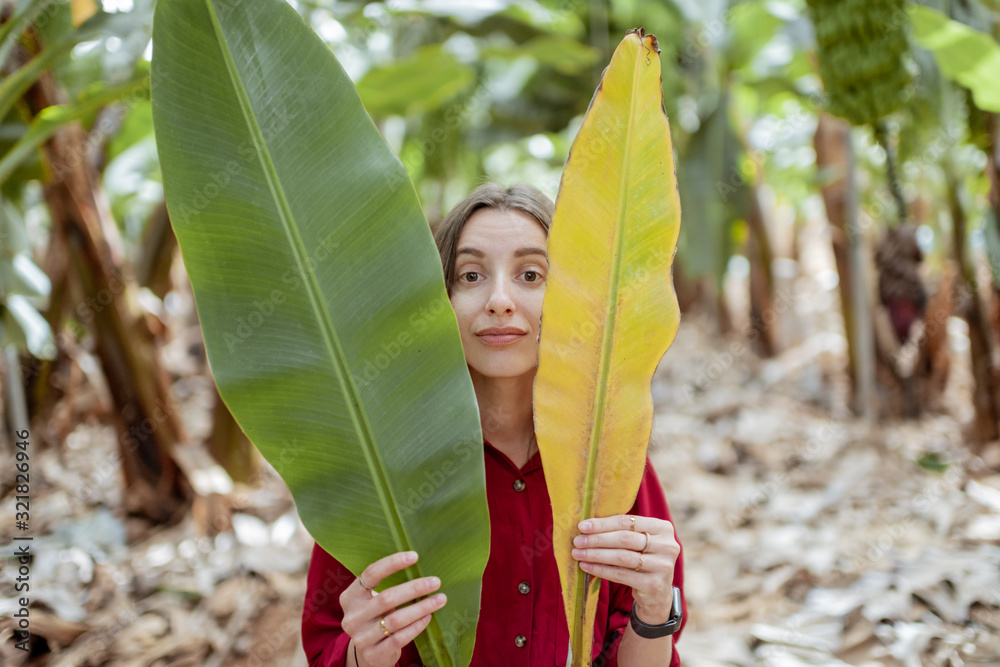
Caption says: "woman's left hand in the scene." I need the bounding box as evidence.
[571,515,680,624]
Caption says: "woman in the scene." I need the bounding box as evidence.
[302,184,685,667]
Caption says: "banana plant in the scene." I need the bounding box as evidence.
[150,1,489,665]
[0,199,55,441]
[908,4,1000,113]
[0,72,149,187]
[534,29,682,666]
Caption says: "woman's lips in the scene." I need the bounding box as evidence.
[477,333,526,346]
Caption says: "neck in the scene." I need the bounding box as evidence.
[469,369,537,468]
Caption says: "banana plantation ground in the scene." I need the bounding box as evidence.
[1,217,999,666]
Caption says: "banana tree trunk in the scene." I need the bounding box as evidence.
[136,202,178,299]
[746,182,777,357]
[207,383,260,484]
[814,112,875,418]
[946,156,1000,446]
[3,344,30,437]
[988,113,1000,419]
[17,36,191,520]
[845,129,877,421]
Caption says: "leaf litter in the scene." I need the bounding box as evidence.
[1,222,999,665]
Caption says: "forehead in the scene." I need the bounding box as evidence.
[456,208,547,252]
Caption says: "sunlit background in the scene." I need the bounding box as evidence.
[3,0,1000,664]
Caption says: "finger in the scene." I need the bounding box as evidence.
[360,551,419,594]
[578,515,666,535]
[578,560,645,588]
[359,593,447,648]
[383,593,448,635]
[573,529,650,552]
[370,576,442,616]
[571,546,646,571]
[363,612,435,666]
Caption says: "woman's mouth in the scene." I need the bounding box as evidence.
[476,328,527,346]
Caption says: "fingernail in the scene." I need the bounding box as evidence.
[571,549,584,558]
[435,593,447,604]
[429,577,440,588]
[573,536,586,546]
[580,562,592,570]
[405,551,418,563]
[579,521,592,531]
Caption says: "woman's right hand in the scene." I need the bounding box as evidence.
[340,551,447,667]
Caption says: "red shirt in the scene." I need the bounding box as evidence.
[302,441,685,666]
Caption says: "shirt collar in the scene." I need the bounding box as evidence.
[483,438,544,475]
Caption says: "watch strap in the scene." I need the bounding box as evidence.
[629,586,682,639]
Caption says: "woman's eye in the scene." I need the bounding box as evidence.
[463,272,479,283]
[523,271,539,282]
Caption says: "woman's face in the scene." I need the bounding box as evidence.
[449,207,548,381]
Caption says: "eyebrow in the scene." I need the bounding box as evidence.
[456,246,548,259]
[515,247,548,259]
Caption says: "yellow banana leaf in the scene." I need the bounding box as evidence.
[534,28,682,666]
[70,0,98,25]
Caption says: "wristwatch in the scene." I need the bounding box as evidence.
[629,587,682,639]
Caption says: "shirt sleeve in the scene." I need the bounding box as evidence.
[596,457,686,667]
[301,543,362,667]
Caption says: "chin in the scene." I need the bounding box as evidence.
[469,354,537,380]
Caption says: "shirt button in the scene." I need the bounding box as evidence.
[515,634,527,647]
[513,479,526,492]
[518,582,531,595]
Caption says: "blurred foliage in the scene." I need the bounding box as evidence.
[1,0,999,344]
[806,0,912,126]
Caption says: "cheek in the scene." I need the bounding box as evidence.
[449,293,475,331]
[528,292,545,327]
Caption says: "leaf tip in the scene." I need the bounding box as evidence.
[625,27,660,54]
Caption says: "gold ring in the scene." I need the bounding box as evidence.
[358,575,375,593]
[379,616,391,637]
[629,516,636,532]
[641,531,650,554]
[634,553,644,571]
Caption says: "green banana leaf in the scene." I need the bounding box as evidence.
[909,4,1000,113]
[0,73,149,187]
[356,45,476,116]
[150,1,490,665]
[0,9,129,124]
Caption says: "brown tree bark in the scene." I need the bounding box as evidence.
[988,113,1000,402]
[746,183,777,357]
[946,159,1000,446]
[17,33,191,521]
[814,113,863,405]
[206,385,260,484]
[136,202,178,299]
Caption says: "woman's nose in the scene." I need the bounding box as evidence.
[486,277,515,314]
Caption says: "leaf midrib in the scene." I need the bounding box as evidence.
[583,38,642,542]
[571,36,645,655]
[203,0,408,556]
